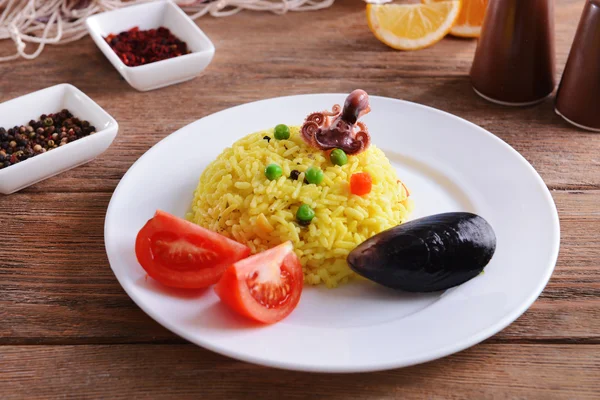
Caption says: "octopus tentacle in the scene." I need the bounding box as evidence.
[355,122,368,136]
[358,105,371,120]
[322,104,342,117]
[354,131,370,150]
[301,121,320,147]
[305,112,326,126]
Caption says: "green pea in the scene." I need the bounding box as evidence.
[305,166,324,185]
[296,204,315,225]
[329,148,348,166]
[274,124,290,140]
[265,163,282,180]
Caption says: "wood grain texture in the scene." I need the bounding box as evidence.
[1,344,599,399]
[0,191,598,344]
[0,0,598,398]
[0,0,598,192]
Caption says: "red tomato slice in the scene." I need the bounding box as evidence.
[214,241,303,324]
[135,210,251,288]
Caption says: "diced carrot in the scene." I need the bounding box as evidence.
[350,172,372,196]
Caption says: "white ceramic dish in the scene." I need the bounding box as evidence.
[86,0,215,91]
[0,84,118,195]
[104,94,560,372]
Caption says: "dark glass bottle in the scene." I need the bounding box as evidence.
[470,0,556,106]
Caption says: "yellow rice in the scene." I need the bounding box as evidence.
[187,126,412,287]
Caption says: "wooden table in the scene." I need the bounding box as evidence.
[1,0,599,398]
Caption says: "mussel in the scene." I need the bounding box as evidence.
[347,212,496,292]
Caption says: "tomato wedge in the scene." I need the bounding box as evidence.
[214,241,303,324]
[135,210,251,288]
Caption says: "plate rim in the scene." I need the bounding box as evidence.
[104,93,560,372]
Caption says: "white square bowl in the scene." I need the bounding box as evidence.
[0,84,119,195]
[86,0,215,91]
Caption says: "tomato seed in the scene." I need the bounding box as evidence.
[246,269,292,309]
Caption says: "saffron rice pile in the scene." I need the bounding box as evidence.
[187,126,412,287]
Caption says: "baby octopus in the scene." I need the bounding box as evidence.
[301,89,371,155]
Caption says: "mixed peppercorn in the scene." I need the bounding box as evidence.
[105,26,191,67]
[262,124,373,226]
[0,109,96,170]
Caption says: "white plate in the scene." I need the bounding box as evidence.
[0,84,118,194]
[104,94,560,372]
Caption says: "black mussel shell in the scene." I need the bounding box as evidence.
[347,212,496,292]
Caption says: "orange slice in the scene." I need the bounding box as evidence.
[366,1,461,51]
[423,0,488,38]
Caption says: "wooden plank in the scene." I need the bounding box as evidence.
[0,190,598,343]
[0,0,597,397]
[0,0,598,191]
[0,0,585,85]
[0,344,598,399]
[1,93,598,193]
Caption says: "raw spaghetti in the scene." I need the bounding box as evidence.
[0,0,335,62]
